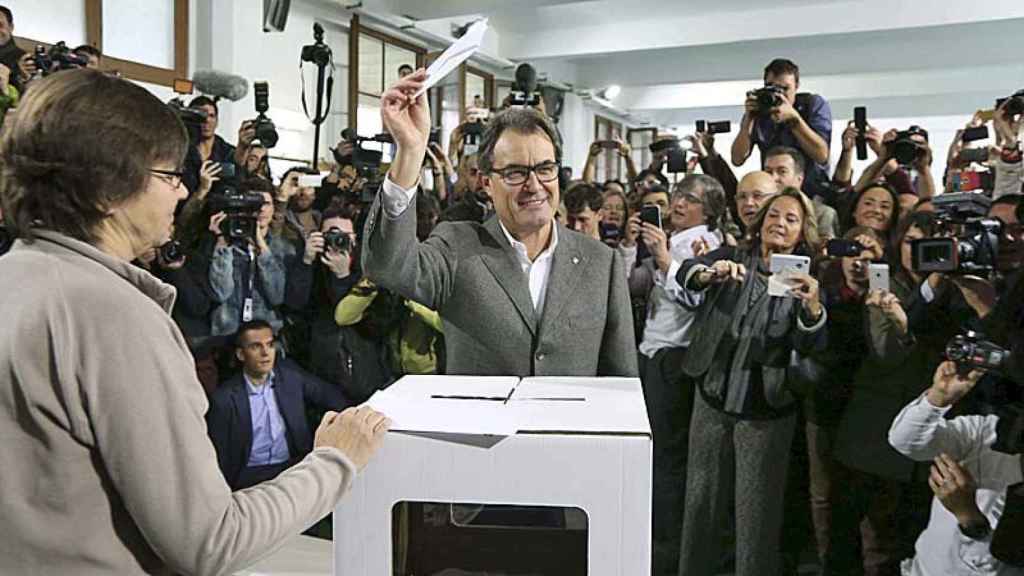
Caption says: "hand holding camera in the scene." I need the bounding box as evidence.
[303,231,325,265]
[928,360,983,408]
[17,52,36,81]
[238,120,257,149]
[865,289,908,335]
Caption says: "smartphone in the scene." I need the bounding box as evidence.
[706,120,731,134]
[854,106,868,160]
[640,205,662,229]
[826,238,865,258]
[298,173,325,188]
[217,162,237,180]
[961,125,989,143]
[958,147,990,164]
[695,120,707,133]
[769,254,811,275]
[868,263,890,293]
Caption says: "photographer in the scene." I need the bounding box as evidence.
[854,128,936,200]
[0,68,388,575]
[208,179,309,340]
[732,59,832,192]
[71,44,102,69]
[423,141,455,204]
[993,98,1023,200]
[275,166,322,241]
[886,361,1022,575]
[834,120,885,188]
[283,206,361,383]
[188,96,248,169]
[582,138,639,186]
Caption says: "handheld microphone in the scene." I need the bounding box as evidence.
[192,69,250,102]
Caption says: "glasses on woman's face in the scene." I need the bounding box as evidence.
[490,160,560,186]
[150,168,185,189]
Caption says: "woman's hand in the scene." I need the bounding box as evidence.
[697,259,747,287]
[787,272,822,319]
[865,289,908,335]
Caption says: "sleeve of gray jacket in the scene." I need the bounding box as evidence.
[361,179,457,311]
[598,247,639,376]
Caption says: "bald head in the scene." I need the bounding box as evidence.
[735,171,779,227]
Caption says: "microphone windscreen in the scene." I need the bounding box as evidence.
[192,69,250,102]
[514,63,537,93]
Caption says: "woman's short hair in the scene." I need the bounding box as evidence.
[1,69,188,244]
[748,186,821,257]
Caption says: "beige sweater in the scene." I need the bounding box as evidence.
[0,231,356,575]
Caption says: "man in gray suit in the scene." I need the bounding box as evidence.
[362,70,637,377]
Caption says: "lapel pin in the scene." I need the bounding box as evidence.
[572,257,580,264]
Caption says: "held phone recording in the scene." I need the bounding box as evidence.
[768,254,811,298]
[696,120,732,135]
[827,238,866,258]
[596,140,620,150]
[854,106,868,161]
[298,173,325,188]
[961,125,990,144]
[217,162,237,180]
[640,205,662,229]
[868,263,890,293]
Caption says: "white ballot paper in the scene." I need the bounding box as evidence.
[413,19,488,97]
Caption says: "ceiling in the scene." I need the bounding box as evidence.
[356,0,1024,126]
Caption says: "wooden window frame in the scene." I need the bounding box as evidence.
[348,15,426,132]
[465,66,494,113]
[595,115,624,182]
[14,0,189,87]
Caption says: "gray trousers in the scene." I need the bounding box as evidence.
[678,390,797,576]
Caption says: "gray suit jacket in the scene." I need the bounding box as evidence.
[361,192,638,377]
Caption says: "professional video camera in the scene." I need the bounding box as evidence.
[250,81,279,148]
[749,84,786,115]
[207,188,267,243]
[166,97,207,146]
[323,227,353,253]
[946,330,1023,454]
[342,131,393,203]
[911,193,1002,275]
[947,331,1013,377]
[890,126,929,167]
[32,41,89,76]
[509,63,542,108]
[649,137,689,173]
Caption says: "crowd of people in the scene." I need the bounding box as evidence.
[1,3,1023,573]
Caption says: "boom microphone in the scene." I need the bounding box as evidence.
[514,63,537,94]
[192,69,249,102]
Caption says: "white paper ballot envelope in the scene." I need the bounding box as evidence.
[413,19,488,97]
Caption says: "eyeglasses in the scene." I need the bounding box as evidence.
[150,168,185,188]
[490,161,560,186]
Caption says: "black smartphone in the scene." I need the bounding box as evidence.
[961,125,989,144]
[826,238,865,258]
[854,106,868,160]
[217,162,237,180]
[695,120,707,133]
[640,205,662,229]
[707,120,731,134]
[958,147,990,164]
[598,140,619,150]
[665,148,687,173]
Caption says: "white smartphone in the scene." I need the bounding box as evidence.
[769,254,811,275]
[297,173,326,188]
[869,263,890,293]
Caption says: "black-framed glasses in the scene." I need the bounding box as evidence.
[490,161,560,186]
[150,168,185,188]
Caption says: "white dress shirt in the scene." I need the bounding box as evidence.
[381,176,558,314]
[889,393,1024,576]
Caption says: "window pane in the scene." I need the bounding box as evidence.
[495,83,511,108]
[6,0,86,47]
[358,34,383,96]
[102,0,175,69]
[465,72,486,110]
[383,44,416,88]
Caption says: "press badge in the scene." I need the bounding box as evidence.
[242,297,254,321]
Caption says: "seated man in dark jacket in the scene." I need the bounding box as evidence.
[206,319,350,490]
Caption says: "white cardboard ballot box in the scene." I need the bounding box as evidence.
[333,375,652,575]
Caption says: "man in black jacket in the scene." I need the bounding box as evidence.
[206,320,350,490]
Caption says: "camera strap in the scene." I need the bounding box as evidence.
[300,57,334,124]
[242,245,257,322]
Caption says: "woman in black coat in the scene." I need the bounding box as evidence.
[675,187,827,576]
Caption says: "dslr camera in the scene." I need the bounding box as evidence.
[250,81,279,148]
[32,41,89,76]
[300,23,332,67]
[322,227,353,253]
[207,188,267,243]
[889,126,929,167]
[911,193,1002,275]
[346,132,394,203]
[749,84,786,115]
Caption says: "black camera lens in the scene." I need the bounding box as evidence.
[323,227,352,252]
[159,240,184,262]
